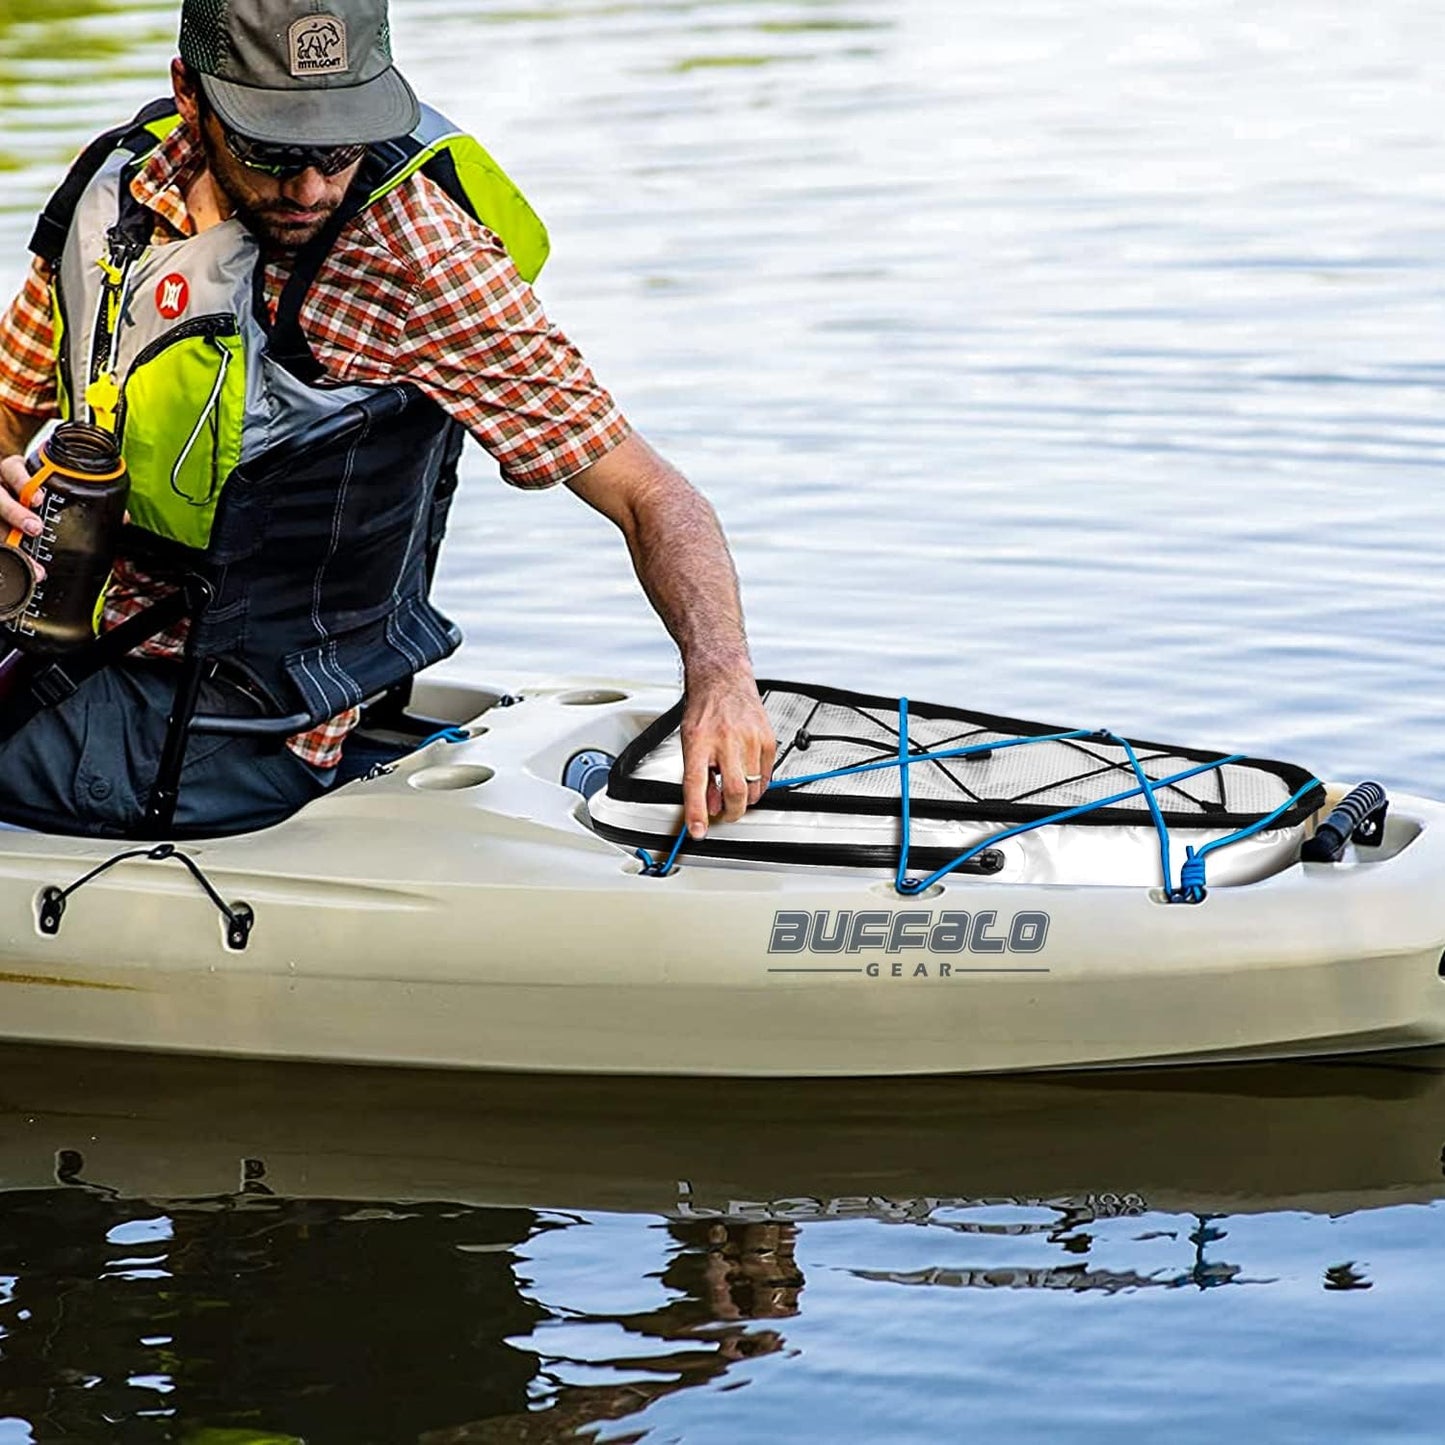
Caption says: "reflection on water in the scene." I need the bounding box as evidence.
[0,1044,1442,1440]
[0,1176,802,1444]
[0,1191,546,1443]
[0,1189,804,1443]
[849,1213,1262,1295]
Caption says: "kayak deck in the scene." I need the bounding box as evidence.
[0,676,1441,1076]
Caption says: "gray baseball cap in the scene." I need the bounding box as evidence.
[179,0,420,146]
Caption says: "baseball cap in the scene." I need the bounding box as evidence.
[179,0,420,147]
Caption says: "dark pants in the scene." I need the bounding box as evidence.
[0,661,334,837]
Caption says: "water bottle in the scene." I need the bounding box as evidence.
[0,423,129,654]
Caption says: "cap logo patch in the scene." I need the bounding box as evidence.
[155,274,189,320]
[288,15,348,77]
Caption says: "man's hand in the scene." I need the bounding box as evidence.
[0,453,46,579]
[566,432,775,839]
[681,668,776,838]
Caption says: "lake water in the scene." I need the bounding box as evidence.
[0,0,1443,1440]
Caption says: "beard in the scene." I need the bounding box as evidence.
[198,122,343,255]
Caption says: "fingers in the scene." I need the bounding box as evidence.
[0,455,43,539]
[717,750,750,824]
[748,731,778,808]
[679,681,779,837]
[691,748,751,832]
[683,747,710,840]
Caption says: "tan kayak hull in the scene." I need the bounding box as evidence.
[0,677,1441,1076]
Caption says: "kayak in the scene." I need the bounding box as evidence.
[0,673,1442,1076]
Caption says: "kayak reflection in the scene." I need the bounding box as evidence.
[0,1043,1440,1441]
[2,1042,1442,1217]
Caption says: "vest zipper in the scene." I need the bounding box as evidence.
[84,226,146,431]
[113,314,241,444]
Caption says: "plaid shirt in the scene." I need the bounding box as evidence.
[0,119,630,765]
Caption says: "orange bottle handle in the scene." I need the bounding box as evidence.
[1,450,125,551]
[3,456,57,551]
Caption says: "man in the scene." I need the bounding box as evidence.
[0,0,773,838]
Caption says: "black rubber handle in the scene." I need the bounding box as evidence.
[1301,781,1388,863]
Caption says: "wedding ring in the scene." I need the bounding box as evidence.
[745,773,763,783]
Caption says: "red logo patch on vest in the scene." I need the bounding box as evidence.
[155,274,190,321]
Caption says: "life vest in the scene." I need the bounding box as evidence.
[29,99,550,724]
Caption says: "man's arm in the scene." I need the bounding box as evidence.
[566,432,775,838]
[0,407,42,456]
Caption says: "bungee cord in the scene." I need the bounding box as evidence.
[635,697,1323,904]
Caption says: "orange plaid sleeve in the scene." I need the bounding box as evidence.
[0,258,59,418]
[282,173,632,491]
[398,234,632,489]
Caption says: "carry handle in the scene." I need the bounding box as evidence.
[3,457,55,549]
[1300,781,1388,863]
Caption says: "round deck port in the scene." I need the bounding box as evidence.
[559,689,629,706]
[409,764,495,792]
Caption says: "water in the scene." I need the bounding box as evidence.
[1,1045,1443,1443]
[0,0,1443,1439]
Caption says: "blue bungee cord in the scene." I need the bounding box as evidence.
[740,726,1101,793]
[633,697,1320,902]
[636,820,691,878]
[892,753,1248,897]
[634,715,1098,877]
[1101,729,1179,903]
[1172,778,1324,903]
[417,725,471,747]
[895,696,913,894]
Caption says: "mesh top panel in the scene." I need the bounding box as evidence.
[761,691,1284,815]
[631,685,1301,820]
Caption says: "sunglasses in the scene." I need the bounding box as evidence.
[222,122,367,180]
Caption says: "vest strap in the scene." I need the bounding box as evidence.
[264,151,392,382]
[264,134,506,381]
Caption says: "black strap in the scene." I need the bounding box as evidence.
[29,98,178,264]
[416,147,472,216]
[0,587,197,746]
[265,149,396,382]
[264,137,482,382]
[113,153,160,248]
[118,520,206,575]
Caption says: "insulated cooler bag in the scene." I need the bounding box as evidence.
[587,681,1325,888]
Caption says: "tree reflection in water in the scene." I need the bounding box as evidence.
[435,1220,804,1444]
[0,1182,801,1445]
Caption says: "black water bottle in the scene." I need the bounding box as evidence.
[0,422,129,654]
